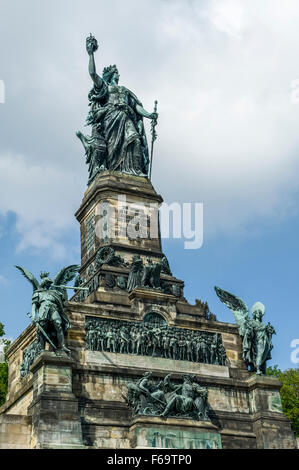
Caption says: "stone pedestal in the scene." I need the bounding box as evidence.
[129,416,221,449]
[72,172,187,307]
[75,171,164,278]
[27,351,84,449]
[246,374,297,449]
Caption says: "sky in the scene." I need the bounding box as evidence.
[0,0,299,369]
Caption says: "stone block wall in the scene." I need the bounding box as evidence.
[0,414,31,449]
[0,293,296,449]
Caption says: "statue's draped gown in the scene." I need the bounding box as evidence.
[88,82,149,176]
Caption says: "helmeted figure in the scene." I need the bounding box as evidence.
[215,286,276,375]
[16,265,79,354]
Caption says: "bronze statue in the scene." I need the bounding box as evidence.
[125,372,210,421]
[85,316,227,366]
[215,286,276,374]
[16,265,80,354]
[77,34,158,183]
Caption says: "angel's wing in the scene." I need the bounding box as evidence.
[15,265,40,292]
[214,286,250,327]
[53,265,80,287]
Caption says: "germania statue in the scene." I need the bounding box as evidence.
[76,34,158,184]
[16,265,80,354]
[214,286,276,375]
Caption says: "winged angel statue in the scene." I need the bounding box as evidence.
[16,265,80,354]
[214,287,276,375]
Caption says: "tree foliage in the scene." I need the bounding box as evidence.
[267,365,299,437]
[0,322,10,407]
[0,362,8,407]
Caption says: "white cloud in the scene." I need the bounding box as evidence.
[0,0,299,253]
[152,0,299,236]
[208,0,248,38]
[0,153,82,258]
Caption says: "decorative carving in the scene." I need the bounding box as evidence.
[215,286,276,375]
[127,255,143,292]
[116,276,127,289]
[161,256,172,276]
[20,340,42,378]
[141,258,162,289]
[127,255,176,293]
[195,299,217,320]
[105,273,116,288]
[73,274,99,302]
[124,372,210,421]
[143,312,167,326]
[85,214,95,253]
[74,274,83,291]
[85,316,227,366]
[76,127,107,185]
[96,246,124,268]
[161,281,172,295]
[87,264,96,277]
[172,284,181,297]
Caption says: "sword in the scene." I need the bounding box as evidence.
[27,312,57,350]
[149,100,158,180]
[52,285,89,291]
[137,385,165,406]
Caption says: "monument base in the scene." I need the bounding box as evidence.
[129,416,221,449]
[27,351,85,449]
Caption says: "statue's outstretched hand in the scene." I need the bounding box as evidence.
[86,34,99,55]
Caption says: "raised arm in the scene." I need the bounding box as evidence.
[86,34,103,89]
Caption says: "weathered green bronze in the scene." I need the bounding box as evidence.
[20,340,42,378]
[125,372,210,421]
[16,265,80,354]
[72,250,177,302]
[141,258,162,289]
[149,100,158,179]
[214,286,276,375]
[95,246,125,268]
[77,34,158,184]
[85,316,227,366]
[127,254,143,291]
[127,255,171,292]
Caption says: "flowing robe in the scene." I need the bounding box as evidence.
[87,82,149,176]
